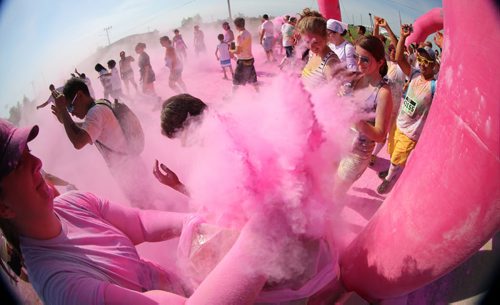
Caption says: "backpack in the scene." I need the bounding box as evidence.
[95,99,145,155]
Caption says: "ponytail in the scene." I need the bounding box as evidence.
[379,59,388,77]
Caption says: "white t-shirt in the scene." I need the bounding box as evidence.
[217,42,231,61]
[109,67,122,91]
[386,61,406,119]
[397,69,435,141]
[281,23,295,47]
[260,20,274,38]
[328,40,357,71]
[81,103,128,154]
[235,29,253,60]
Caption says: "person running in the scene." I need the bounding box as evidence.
[278,16,297,70]
[160,36,187,94]
[334,35,393,198]
[173,29,188,61]
[230,17,258,91]
[215,34,234,80]
[135,42,157,97]
[326,19,357,71]
[119,51,138,95]
[94,63,112,99]
[0,119,275,305]
[297,9,342,90]
[259,14,276,63]
[36,84,64,110]
[377,24,438,194]
[193,25,206,56]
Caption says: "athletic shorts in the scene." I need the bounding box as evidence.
[233,58,257,86]
[263,37,274,52]
[220,59,231,67]
[391,127,417,166]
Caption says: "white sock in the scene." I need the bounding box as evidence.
[386,163,403,181]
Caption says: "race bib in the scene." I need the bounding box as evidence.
[402,95,417,117]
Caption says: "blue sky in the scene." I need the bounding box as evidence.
[0,0,441,117]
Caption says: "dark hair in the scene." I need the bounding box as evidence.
[80,73,86,79]
[297,8,326,37]
[358,25,366,34]
[94,63,106,72]
[234,17,245,28]
[135,42,146,50]
[63,78,90,101]
[161,94,207,138]
[174,29,179,33]
[217,33,224,41]
[356,35,388,76]
[107,60,116,69]
[263,14,269,20]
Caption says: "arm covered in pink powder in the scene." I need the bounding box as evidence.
[99,199,194,244]
[103,215,268,305]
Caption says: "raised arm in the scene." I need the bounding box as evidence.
[396,24,413,77]
[377,16,398,47]
[51,93,92,149]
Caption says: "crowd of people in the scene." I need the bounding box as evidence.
[1,7,444,305]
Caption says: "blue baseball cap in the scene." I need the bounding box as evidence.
[0,119,39,180]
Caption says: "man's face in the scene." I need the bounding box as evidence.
[0,147,54,222]
[69,91,88,119]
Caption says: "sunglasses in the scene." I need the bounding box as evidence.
[353,53,370,64]
[416,54,435,66]
[67,93,78,113]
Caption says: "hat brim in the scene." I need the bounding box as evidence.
[416,48,435,61]
[1,125,39,177]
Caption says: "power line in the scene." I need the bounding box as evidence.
[103,26,112,45]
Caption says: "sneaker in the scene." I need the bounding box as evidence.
[377,178,395,194]
[369,155,376,167]
[378,170,389,179]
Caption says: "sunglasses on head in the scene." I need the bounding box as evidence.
[416,54,435,66]
[353,53,370,64]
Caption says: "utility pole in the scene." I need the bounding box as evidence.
[227,0,232,21]
[369,13,373,31]
[104,26,112,46]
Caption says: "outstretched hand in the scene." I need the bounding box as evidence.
[153,160,181,187]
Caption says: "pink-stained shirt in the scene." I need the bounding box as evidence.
[235,29,253,60]
[20,191,183,305]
